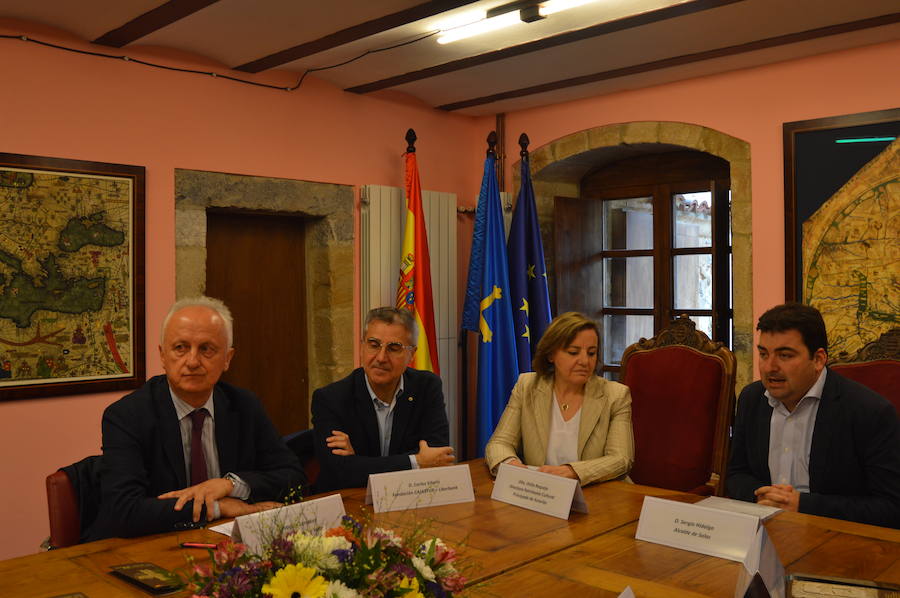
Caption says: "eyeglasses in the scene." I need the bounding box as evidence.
[363,337,415,356]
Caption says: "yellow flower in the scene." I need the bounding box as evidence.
[262,564,327,598]
[397,577,424,598]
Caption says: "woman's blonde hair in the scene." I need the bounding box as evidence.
[532,312,599,378]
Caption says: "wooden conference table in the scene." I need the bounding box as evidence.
[2,460,900,597]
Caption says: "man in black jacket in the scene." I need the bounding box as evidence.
[726,303,900,528]
[312,307,454,492]
[88,297,303,540]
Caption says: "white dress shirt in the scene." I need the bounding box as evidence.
[766,368,827,492]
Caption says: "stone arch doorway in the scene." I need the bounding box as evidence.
[518,122,753,389]
[173,169,355,406]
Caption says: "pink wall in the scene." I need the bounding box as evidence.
[0,23,486,560]
[2,17,898,560]
[503,40,900,327]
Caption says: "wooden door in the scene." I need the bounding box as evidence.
[554,196,603,318]
[206,210,309,436]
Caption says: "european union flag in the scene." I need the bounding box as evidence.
[462,151,520,456]
[507,136,552,371]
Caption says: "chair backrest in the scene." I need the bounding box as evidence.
[829,328,900,415]
[283,429,319,493]
[620,315,736,495]
[46,455,103,549]
[46,469,80,549]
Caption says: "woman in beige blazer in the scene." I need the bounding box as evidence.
[484,312,634,486]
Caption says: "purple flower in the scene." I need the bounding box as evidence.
[342,515,363,536]
[269,536,295,564]
[425,580,448,598]
[389,562,416,579]
[332,548,353,563]
[216,567,252,598]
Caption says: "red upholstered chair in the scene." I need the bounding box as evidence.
[829,328,900,415]
[45,455,102,549]
[46,469,81,549]
[620,315,736,496]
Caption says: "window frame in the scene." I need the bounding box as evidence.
[589,177,732,378]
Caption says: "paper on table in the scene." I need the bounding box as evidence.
[209,521,234,536]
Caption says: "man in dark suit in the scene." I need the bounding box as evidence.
[88,297,303,540]
[311,307,454,492]
[726,303,900,528]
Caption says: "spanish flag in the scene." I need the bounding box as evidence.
[396,130,440,374]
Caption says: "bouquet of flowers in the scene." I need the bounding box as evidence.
[186,515,467,598]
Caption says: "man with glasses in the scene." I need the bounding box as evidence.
[312,307,454,492]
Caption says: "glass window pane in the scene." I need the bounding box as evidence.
[691,316,713,339]
[674,254,712,310]
[603,257,653,308]
[673,191,712,248]
[603,197,653,250]
[603,370,621,382]
[602,314,653,366]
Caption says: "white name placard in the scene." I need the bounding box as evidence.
[734,525,785,598]
[490,463,587,520]
[366,464,475,513]
[635,496,760,562]
[232,494,345,554]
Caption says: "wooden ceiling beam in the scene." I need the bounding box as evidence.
[346,0,745,94]
[93,0,221,47]
[437,12,900,111]
[234,0,480,73]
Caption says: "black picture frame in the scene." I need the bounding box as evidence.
[782,107,900,301]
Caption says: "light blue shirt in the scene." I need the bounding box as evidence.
[766,368,827,493]
[363,374,418,469]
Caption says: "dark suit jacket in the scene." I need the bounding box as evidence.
[726,370,900,528]
[311,367,450,492]
[87,375,304,540]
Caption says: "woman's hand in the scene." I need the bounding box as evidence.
[504,457,527,468]
[537,464,578,479]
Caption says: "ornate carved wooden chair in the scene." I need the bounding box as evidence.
[620,315,736,496]
[829,328,900,415]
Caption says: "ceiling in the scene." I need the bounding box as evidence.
[2,0,898,116]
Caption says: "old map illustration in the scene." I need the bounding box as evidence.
[0,166,133,387]
[803,138,899,357]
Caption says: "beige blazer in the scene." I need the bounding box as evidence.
[484,372,634,486]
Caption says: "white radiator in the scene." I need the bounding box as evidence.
[361,185,459,448]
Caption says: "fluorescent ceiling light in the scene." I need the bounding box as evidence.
[436,0,602,44]
[437,10,521,44]
[834,137,896,144]
[434,9,486,32]
[539,0,599,17]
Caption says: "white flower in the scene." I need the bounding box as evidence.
[411,556,436,582]
[289,531,352,572]
[326,579,360,598]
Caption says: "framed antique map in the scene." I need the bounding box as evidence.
[0,153,145,400]
[783,108,899,357]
